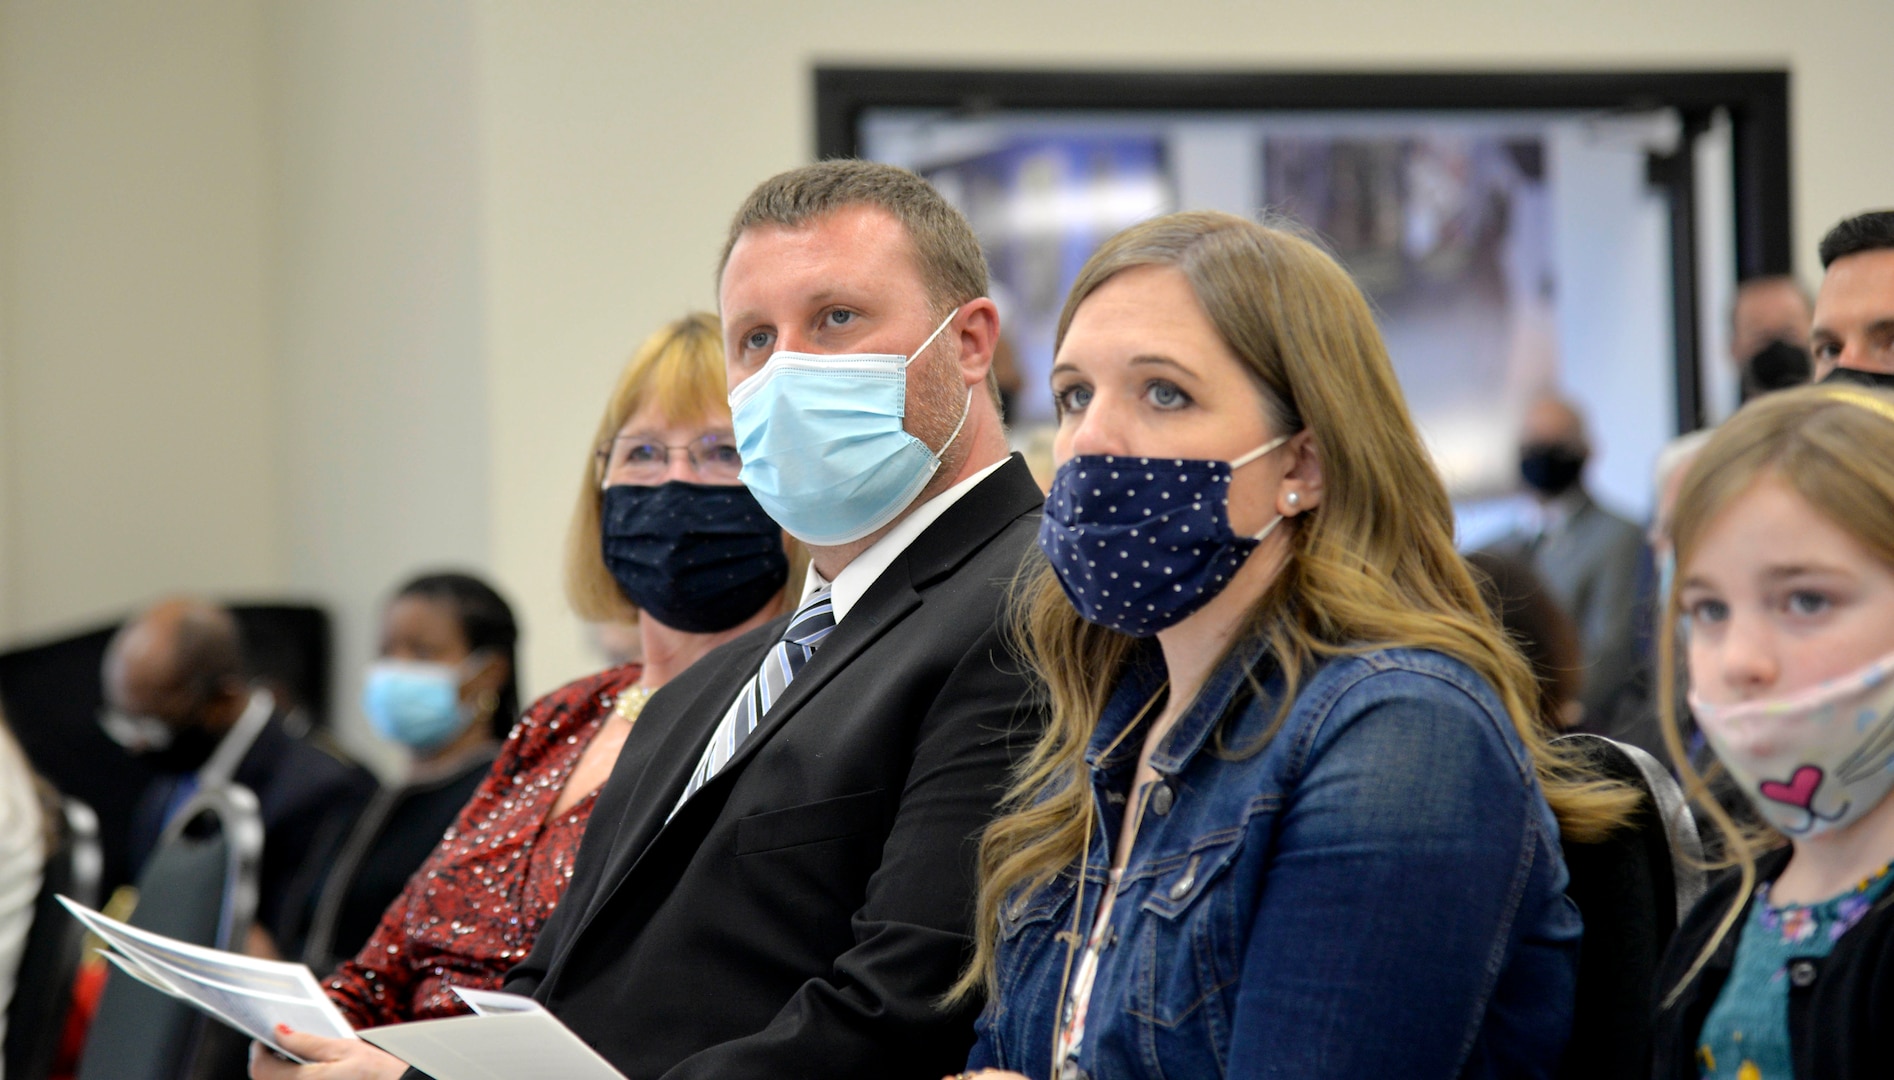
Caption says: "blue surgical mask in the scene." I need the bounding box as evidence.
[363,659,476,751]
[728,310,969,546]
[1038,436,1291,637]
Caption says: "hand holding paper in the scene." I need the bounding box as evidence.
[250,1026,412,1080]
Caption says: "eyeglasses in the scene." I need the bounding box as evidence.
[595,432,743,487]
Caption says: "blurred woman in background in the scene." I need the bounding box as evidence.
[254,312,804,1079]
[281,572,519,973]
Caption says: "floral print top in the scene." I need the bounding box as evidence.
[325,664,643,1027]
[1696,860,1894,1079]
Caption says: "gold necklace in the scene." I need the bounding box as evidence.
[612,684,655,725]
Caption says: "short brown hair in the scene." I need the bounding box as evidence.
[719,160,1002,412]
[718,160,989,316]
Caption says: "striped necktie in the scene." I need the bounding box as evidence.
[680,588,836,801]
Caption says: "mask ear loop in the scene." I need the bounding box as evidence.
[1229,432,1297,542]
[907,306,975,462]
[1047,682,1168,1076]
[903,307,962,367]
[1228,432,1291,470]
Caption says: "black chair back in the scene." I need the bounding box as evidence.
[4,798,102,1080]
[75,784,262,1080]
[1553,732,1704,1080]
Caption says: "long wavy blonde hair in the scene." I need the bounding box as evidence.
[1656,384,1894,1004]
[951,211,1638,1001]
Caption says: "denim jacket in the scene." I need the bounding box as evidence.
[968,637,1579,1080]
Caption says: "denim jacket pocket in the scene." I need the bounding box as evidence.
[985,879,1078,1063]
[1129,827,1248,1037]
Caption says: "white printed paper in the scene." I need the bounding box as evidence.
[361,1009,629,1080]
[57,895,355,1061]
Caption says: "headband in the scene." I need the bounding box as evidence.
[1820,387,1894,426]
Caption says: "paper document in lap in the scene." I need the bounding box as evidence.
[55,895,354,1062]
[356,988,629,1080]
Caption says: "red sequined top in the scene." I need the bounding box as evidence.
[325,663,643,1028]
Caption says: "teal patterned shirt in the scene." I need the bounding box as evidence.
[1696,862,1894,1079]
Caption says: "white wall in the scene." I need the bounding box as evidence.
[270,0,489,770]
[4,0,1893,714]
[0,0,281,643]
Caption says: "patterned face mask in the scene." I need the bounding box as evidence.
[1037,435,1290,637]
[1690,649,1894,837]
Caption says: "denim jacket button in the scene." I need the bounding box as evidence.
[1149,783,1174,816]
[1789,959,1818,988]
[1168,872,1194,899]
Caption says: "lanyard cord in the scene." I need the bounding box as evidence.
[1048,681,1168,1076]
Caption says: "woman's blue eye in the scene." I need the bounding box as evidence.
[1054,384,1093,414]
[744,330,772,351]
[825,310,855,327]
[1147,381,1189,408]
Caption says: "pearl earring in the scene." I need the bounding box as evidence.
[1286,491,1301,509]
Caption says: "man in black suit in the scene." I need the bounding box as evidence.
[103,598,374,953]
[495,162,1047,1079]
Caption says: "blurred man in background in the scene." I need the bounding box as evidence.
[1485,395,1647,726]
[1730,275,1814,402]
[101,597,372,954]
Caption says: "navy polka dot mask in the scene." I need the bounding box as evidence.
[1037,436,1290,637]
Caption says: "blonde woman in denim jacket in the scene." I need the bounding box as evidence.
[950,212,1638,1080]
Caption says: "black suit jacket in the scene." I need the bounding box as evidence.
[504,455,1047,1080]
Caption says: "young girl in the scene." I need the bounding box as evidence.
[1655,385,1894,1079]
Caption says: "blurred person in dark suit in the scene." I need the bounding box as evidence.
[101,598,374,955]
[1484,394,1648,727]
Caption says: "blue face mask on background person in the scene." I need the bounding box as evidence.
[601,480,789,633]
[729,309,969,546]
[1039,435,1291,637]
[363,659,478,751]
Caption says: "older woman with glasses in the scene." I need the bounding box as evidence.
[253,312,804,1079]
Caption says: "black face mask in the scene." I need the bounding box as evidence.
[141,723,224,775]
[601,481,789,634]
[1519,443,1587,497]
[1741,339,1813,401]
[1820,365,1894,392]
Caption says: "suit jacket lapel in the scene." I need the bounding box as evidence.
[687,456,1045,798]
[574,632,775,928]
[571,455,1044,934]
